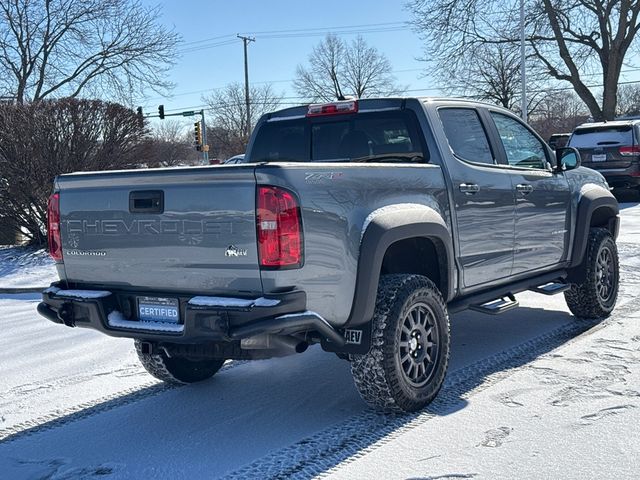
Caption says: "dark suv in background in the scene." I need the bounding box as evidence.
[568,120,640,192]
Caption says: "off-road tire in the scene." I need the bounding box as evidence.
[134,340,225,384]
[350,274,450,412]
[565,227,619,320]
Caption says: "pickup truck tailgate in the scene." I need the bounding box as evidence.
[56,166,262,295]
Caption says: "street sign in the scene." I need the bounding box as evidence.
[182,111,195,116]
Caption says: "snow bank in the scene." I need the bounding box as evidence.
[0,246,58,288]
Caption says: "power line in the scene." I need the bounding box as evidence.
[181,34,237,47]
[179,21,406,48]
[256,26,407,40]
[244,21,406,35]
[177,23,408,54]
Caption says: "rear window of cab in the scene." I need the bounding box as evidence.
[248,110,426,163]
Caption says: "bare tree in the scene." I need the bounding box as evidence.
[617,83,640,117]
[438,42,545,116]
[408,0,640,121]
[0,98,145,245]
[294,34,404,102]
[203,82,282,158]
[0,0,180,103]
[529,90,590,140]
[205,126,247,162]
[142,120,199,167]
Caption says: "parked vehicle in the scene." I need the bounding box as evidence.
[39,98,620,412]
[548,133,571,149]
[568,120,640,191]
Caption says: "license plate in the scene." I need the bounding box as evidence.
[592,153,607,162]
[137,296,179,323]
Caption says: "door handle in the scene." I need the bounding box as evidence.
[516,184,534,195]
[129,190,164,213]
[459,183,480,194]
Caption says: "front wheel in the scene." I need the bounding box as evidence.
[350,274,450,412]
[134,340,225,384]
[565,227,619,320]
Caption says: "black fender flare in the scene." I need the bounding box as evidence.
[345,207,455,328]
[569,188,619,270]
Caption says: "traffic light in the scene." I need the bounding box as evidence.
[194,121,202,151]
[158,104,165,120]
[136,106,144,128]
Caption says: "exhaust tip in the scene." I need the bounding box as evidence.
[295,341,309,354]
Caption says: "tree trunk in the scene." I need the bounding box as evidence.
[601,46,624,120]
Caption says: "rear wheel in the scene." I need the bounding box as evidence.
[134,340,225,384]
[350,274,450,412]
[565,228,619,320]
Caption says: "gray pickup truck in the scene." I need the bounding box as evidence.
[39,98,620,412]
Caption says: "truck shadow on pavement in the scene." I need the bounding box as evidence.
[0,305,597,479]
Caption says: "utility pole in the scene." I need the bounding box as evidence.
[200,109,209,165]
[237,34,255,138]
[520,0,527,123]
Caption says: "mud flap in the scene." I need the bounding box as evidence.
[320,321,372,355]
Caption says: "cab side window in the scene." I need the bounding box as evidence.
[490,112,548,170]
[438,108,495,165]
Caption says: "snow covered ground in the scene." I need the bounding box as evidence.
[0,199,638,479]
[0,246,57,289]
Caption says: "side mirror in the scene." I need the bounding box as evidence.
[555,147,581,172]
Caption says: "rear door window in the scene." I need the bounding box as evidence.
[249,110,425,163]
[569,126,634,148]
[438,108,495,164]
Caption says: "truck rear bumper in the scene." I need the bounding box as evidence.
[38,283,345,346]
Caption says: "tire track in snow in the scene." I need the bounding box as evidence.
[0,361,242,444]
[1,363,146,404]
[223,298,640,480]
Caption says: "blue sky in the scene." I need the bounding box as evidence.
[140,0,640,120]
[139,0,431,116]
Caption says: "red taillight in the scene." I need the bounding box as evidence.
[619,146,640,156]
[47,193,62,261]
[307,100,358,117]
[256,186,303,269]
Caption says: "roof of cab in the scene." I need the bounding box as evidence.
[263,96,506,121]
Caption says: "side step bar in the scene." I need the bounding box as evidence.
[529,281,571,296]
[466,279,570,316]
[448,270,567,314]
[469,293,519,315]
